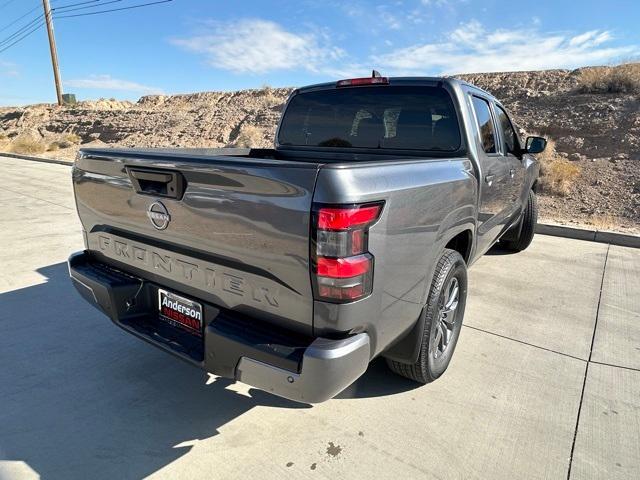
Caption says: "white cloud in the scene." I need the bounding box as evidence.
[421,0,450,6]
[171,19,346,75]
[568,30,611,47]
[169,16,638,79]
[1,60,19,77]
[420,0,468,8]
[378,11,401,30]
[65,75,163,94]
[372,21,639,75]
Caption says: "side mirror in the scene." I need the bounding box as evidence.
[525,136,547,154]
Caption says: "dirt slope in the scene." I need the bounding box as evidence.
[1,67,638,233]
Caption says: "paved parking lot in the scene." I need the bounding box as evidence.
[0,156,638,480]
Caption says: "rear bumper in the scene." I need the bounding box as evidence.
[68,251,370,403]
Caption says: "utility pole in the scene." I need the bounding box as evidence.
[42,0,63,106]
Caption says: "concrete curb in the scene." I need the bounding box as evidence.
[0,152,73,166]
[536,223,640,249]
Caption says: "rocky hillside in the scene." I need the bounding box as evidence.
[1,67,638,233]
[0,88,289,150]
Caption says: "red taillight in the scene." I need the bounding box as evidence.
[318,205,382,230]
[336,77,389,87]
[312,202,383,303]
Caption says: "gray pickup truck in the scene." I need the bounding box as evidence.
[68,74,546,403]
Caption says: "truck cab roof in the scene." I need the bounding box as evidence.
[295,76,496,100]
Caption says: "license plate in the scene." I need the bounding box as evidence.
[158,289,203,336]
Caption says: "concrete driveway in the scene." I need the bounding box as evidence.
[0,156,638,480]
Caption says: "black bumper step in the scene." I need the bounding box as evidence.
[69,251,312,375]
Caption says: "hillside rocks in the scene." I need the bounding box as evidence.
[0,87,290,150]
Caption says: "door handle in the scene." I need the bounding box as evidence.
[484,174,495,186]
[509,168,516,178]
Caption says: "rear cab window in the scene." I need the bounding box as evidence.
[278,85,462,153]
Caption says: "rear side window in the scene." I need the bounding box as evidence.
[471,96,496,154]
[278,86,461,152]
[495,105,520,154]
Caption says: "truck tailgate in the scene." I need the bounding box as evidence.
[73,148,321,334]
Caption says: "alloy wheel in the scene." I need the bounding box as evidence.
[433,277,459,358]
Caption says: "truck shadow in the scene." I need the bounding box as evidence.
[0,262,416,479]
[337,358,420,399]
[0,262,308,480]
[485,243,519,256]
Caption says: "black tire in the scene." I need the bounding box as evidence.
[386,249,468,384]
[502,189,538,252]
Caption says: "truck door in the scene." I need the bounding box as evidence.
[494,104,526,218]
[469,95,512,255]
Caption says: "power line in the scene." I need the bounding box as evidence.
[54,0,102,8]
[0,0,102,50]
[54,0,123,15]
[0,2,41,34]
[0,0,105,35]
[0,14,44,47]
[0,20,45,55]
[1,0,172,47]
[0,0,19,12]
[55,0,173,19]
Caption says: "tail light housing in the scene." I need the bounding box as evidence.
[311,202,384,303]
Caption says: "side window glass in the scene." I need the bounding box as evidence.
[471,96,496,154]
[496,106,519,154]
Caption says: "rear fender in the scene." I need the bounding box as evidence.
[384,225,474,364]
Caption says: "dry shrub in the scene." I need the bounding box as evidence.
[262,92,282,107]
[258,86,284,108]
[537,138,582,196]
[47,142,60,152]
[577,62,640,94]
[9,136,46,155]
[63,133,82,144]
[0,132,9,151]
[588,214,618,231]
[543,161,582,196]
[231,125,265,148]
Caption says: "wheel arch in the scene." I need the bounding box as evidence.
[444,229,473,264]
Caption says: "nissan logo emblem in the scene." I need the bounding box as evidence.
[147,201,171,230]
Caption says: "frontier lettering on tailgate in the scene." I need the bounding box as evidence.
[96,235,279,308]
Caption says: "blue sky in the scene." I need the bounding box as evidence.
[1,0,639,105]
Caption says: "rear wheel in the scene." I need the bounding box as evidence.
[502,189,538,252]
[386,249,467,383]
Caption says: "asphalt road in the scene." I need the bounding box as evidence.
[0,157,638,480]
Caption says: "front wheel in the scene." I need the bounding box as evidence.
[386,249,468,384]
[502,189,538,252]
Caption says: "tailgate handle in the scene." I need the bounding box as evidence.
[127,168,185,199]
